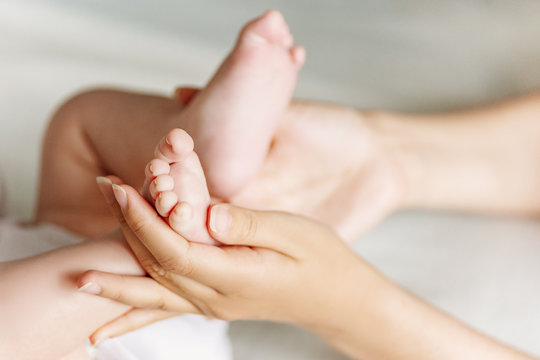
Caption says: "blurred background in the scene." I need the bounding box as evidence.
[1,0,540,358]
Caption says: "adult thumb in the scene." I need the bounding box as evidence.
[207,204,308,256]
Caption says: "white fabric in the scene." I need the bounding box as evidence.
[0,219,232,359]
[95,315,231,360]
[0,218,84,261]
[354,212,540,355]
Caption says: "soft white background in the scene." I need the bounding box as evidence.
[1,0,540,358]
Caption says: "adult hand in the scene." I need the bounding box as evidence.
[80,178,386,348]
[83,179,534,360]
[175,87,406,242]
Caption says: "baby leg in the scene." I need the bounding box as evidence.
[0,232,142,360]
[36,89,183,237]
[36,11,304,239]
[179,10,305,199]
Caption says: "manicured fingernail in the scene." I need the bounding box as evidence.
[96,176,112,185]
[209,205,232,236]
[78,282,102,295]
[96,177,115,204]
[112,184,127,209]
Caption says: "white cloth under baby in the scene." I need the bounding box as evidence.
[0,219,232,359]
[0,218,85,261]
[93,315,231,360]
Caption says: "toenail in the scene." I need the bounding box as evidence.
[246,32,267,44]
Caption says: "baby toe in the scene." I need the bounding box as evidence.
[240,10,289,47]
[283,31,294,48]
[155,128,195,163]
[155,191,179,217]
[168,202,193,233]
[145,159,170,179]
[290,46,306,67]
[150,175,175,199]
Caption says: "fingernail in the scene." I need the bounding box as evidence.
[96,176,112,185]
[96,177,114,203]
[78,282,102,295]
[112,184,127,209]
[209,205,232,236]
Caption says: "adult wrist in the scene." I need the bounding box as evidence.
[364,109,432,209]
[302,257,398,359]
[311,255,532,360]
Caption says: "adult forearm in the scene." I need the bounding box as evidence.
[370,91,540,215]
[0,233,143,360]
[312,264,533,360]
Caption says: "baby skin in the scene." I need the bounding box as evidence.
[180,10,304,199]
[143,129,214,243]
[13,10,303,359]
[143,11,304,243]
[36,10,303,238]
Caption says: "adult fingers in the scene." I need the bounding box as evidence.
[96,175,124,219]
[95,177,234,296]
[112,183,189,266]
[96,176,163,277]
[111,184,230,283]
[79,269,218,323]
[173,86,200,105]
[78,270,200,314]
[90,308,176,345]
[207,204,314,257]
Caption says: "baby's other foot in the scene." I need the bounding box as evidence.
[143,128,215,244]
[182,10,305,199]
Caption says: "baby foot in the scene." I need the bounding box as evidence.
[180,10,305,199]
[143,128,215,244]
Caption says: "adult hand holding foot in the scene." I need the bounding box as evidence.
[175,89,540,243]
[178,91,406,242]
[80,181,533,360]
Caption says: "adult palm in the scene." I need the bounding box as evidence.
[230,101,404,241]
